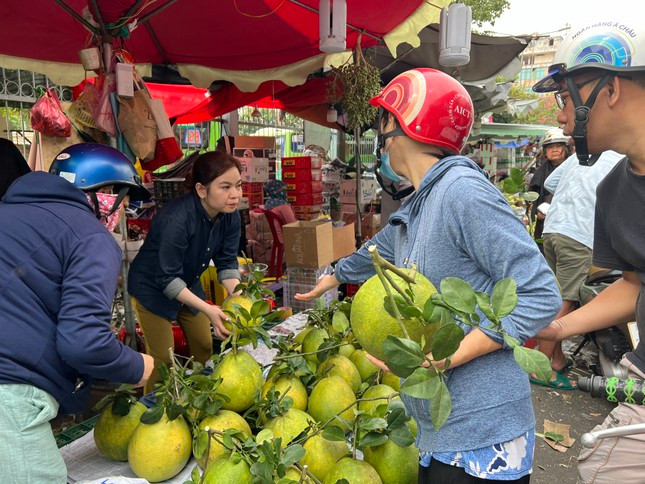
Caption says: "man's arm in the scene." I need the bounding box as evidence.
[538,271,640,341]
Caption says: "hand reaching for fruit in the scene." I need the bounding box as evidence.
[294,274,340,301]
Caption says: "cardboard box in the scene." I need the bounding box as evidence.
[283,220,333,268]
[333,222,356,260]
[240,157,269,182]
[282,169,322,182]
[288,193,323,205]
[285,181,323,194]
[282,156,323,170]
[293,204,323,214]
[340,179,378,205]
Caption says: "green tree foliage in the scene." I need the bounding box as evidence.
[461,0,511,27]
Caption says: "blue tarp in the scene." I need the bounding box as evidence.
[494,138,530,149]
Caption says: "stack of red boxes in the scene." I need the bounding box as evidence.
[242,182,263,207]
[282,156,323,220]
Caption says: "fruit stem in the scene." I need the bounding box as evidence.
[294,463,323,484]
[367,245,417,284]
[368,246,410,339]
[352,416,359,459]
[168,347,181,401]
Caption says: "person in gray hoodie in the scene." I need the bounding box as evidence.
[296,68,561,482]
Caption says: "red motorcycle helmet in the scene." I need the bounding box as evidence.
[369,68,474,153]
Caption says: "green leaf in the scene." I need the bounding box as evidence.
[510,167,525,186]
[322,425,346,441]
[513,346,552,382]
[503,178,520,194]
[400,367,440,399]
[423,298,436,321]
[193,393,209,410]
[491,278,518,318]
[191,464,202,482]
[440,278,477,313]
[382,336,425,378]
[250,459,274,483]
[522,191,539,203]
[359,431,389,448]
[111,395,131,417]
[389,425,415,447]
[167,402,185,421]
[383,296,398,319]
[314,297,327,311]
[431,323,465,361]
[281,444,305,467]
[193,430,209,459]
[222,431,234,451]
[475,291,496,322]
[359,417,388,432]
[256,428,274,444]
[401,305,423,319]
[251,300,270,319]
[140,405,164,424]
[429,380,452,430]
[503,334,521,349]
[332,311,350,333]
[544,431,565,443]
[386,406,409,429]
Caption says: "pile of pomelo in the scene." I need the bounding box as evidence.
[93,274,432,483]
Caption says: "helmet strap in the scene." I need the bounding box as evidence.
[375,107,415,199]
[567,73,613,166]
[87,186,129,221]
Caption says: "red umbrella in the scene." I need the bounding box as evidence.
[0,1,447,90]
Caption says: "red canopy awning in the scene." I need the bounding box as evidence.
[0,1,444,90]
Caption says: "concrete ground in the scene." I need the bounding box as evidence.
[530,339,616,484]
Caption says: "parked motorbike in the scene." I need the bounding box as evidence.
[572,268,638,379]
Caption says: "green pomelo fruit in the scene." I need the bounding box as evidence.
[196,410,252,469]
[323,457,383,484]
[212,350,264,413]
[302,328,329,363]
[350,270,437,360]
[265,408,314,446]
[358,384,399,417]
[127,413,192,482]
[222,295,256,334]
[301,432,350,481]
[349,349,379,381]
[202,453,252,484]
[93,401,146,461]
[364,439,419,484]
[380,371,400,392]
[262,376,308,413]
[307,376,356,431]
[317,355,361,393]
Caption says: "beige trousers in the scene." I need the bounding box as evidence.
[132,298,213,394]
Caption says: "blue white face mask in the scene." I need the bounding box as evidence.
[378,150,403,182]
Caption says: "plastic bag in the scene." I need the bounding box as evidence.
[117,88,157,161]
[93,75,117,137]
[30,88,71,137]
[141,98,183,171]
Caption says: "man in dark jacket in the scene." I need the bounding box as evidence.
[0,143,153,483]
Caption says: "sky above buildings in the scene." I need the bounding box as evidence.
[480,0,640,36]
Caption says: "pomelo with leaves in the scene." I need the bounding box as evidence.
[323,457,383,484]
[350,270,438,360]
[317,354,361,393]
[212,350,264,413]
[364,439,418,484]
[194,410,252,469]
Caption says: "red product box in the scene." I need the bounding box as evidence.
[241,182,263,193]
[281,156,323,170]
[282,169,322,182]
[286,181,323,194]
[288,193,323,205]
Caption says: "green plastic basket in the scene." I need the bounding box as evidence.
[55,414,99,448]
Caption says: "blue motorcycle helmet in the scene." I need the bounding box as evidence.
[50,143,150,219]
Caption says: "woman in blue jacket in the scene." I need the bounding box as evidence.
[129,151,243,393]
[297,69,561,482]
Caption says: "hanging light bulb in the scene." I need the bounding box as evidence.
[251,105,262,119]
[439,3,472,68]
[319,0,347,53]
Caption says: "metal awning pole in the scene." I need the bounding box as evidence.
[119,215,137,349]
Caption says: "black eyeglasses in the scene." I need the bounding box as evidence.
[554,76,606,109]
